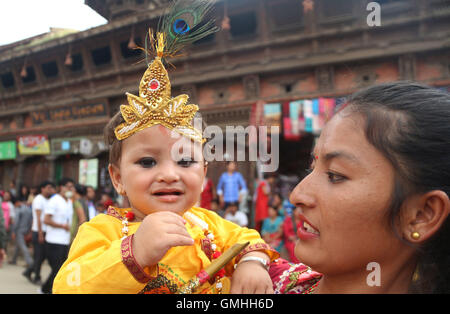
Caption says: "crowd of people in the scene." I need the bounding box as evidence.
[0,160,302,292]
[0,178,118,293]
[199,161,301,263]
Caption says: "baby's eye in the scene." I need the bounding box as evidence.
[177,158,197,167]
[137,157,156,168]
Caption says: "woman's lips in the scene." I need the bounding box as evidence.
[297,214,320,240]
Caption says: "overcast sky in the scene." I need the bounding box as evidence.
[0,0,107,46]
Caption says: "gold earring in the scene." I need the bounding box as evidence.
[411,232,420,240]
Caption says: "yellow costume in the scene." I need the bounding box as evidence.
[53,206,278,294]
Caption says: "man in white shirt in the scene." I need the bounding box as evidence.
[224,202,248,227]
[23,180,55,284]
[41,178,74,294]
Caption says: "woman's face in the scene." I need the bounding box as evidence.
[3,191,11,201]
[268,206,278,218]
[290,112,406,276]
[111,125,206,216]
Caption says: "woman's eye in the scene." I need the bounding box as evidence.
[178,158,197,167]
[138,157,156,168]
[326,171,346,183]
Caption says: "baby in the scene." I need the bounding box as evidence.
[53,31,278,294]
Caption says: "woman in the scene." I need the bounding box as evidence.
[261,205,284,253]
[18,184,30,203]
[270,82,450,294]
[70,184,87,243]
[1,191,14,234]
[200,176,215,210]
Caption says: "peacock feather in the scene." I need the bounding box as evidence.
[141,0,219,66]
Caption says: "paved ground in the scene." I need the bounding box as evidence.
[0,257,51,294]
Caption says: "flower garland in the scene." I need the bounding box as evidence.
[184,211,226,293]
[120,210,135,240]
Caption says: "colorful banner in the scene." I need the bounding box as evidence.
[0,141,17,160]
[263,103,282,134]
[79,158,99,189]
[17,135,50,155]
[318,98,336,130]
[281,97,339,137]
[283,100,302,141]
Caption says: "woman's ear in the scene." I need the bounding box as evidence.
[108,163,126,196]
[401,190,450,243]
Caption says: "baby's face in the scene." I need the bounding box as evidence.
[111,125,206,216]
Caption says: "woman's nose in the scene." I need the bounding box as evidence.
[289,174,317,209]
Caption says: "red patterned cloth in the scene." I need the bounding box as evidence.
[269,258,322,294]
[200,178,214,210]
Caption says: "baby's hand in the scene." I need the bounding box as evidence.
[132,211,194,268]
[230,253,273,294]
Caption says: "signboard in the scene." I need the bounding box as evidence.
[79,158,99,189]
[51,136,107,156]
[30,103,107,125]
[17,135,50,155]
[0,141,17,160]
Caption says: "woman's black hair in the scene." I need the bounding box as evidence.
[18,183,29,202]
[75,184,87,197]
[343,81,450,293]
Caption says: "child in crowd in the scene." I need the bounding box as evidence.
[53,23,278,294]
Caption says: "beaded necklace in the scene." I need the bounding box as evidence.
[183,211,226,293]
[302,280,320,294]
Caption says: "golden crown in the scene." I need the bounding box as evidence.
[114,32,204,143]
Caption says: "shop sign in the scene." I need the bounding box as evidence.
[30,103,106,125]
[79,158,99,189]
[17,135,50,155]
[0,141,17,160]
[51,136,107,156]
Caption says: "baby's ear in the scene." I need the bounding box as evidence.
[108,163,125,195]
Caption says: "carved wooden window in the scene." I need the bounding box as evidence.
[120,37,143,59]
[91,46,112,66]
[0,72,15,89]
[21,66,36,84]
[68,53,84,72]
[42,61,59,78]
[321,0,353,18]
[267,0,304,31]
[229,11,258,39]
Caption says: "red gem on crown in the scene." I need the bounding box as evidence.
[149,79,160,91]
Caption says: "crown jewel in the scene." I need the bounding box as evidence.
[114,53,203,143]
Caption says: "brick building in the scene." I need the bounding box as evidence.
[0,0,449,197]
